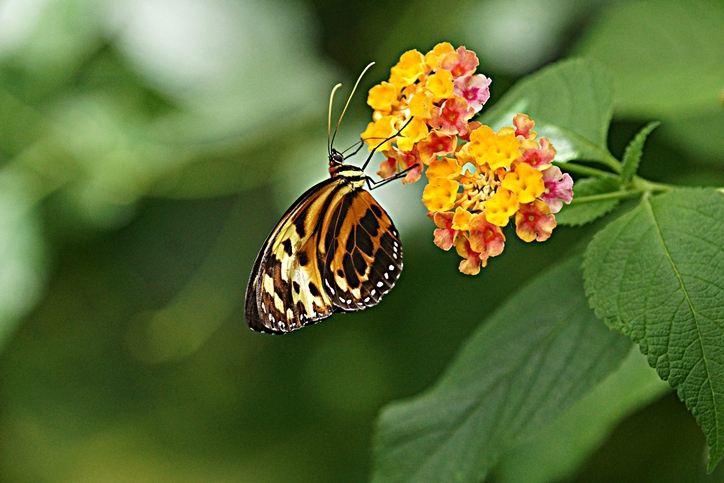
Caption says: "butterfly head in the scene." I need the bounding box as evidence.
[329,148,345,167]
[328,152,366,187]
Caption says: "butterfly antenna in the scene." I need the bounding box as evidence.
[330,61,375,151]
[328,83,343,156]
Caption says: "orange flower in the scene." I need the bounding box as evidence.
[427,211,457,250]
[468,125,522,170]
[455,235,484,275]
[364,44,570,274]
[501,163,545,203]
[422,178,459,212]
[361,115,397,151]
[484,188,519,226]
[516,200,557,242]
[390,50,426,88]
[367,81,399,113]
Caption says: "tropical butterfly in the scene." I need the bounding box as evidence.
[244,63,409,334]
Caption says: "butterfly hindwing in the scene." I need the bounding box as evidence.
[323,190,403,312]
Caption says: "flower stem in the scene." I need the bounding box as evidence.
[569,177,675,205]
[555,162,616,178]
[569,189,646,204]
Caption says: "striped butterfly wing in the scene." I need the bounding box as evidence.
[245,165,403,334]
[322,189,403,311]
[245,178,342,333]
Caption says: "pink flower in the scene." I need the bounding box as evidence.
[467,213,505,264]
[430,96,474,136]
[540,166,573,213]
[519,137,557,169]
[513,113,537,140]
[440,46,479,78]
[453,74,491,112]
[378,147,423,184]
[418,131,457,164]
[455,236,484,275]
[427,211,458,250]
[515,200,557,242]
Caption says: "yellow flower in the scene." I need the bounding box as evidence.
[422,178,459,212]
[501,163,545,203]
[424,42,455,70]
[468,125,522,170]
[361,115,397,151]
[426,157,461,180]
[425,69,454,101]
[367,81,399,113]
[454,142,475,167]
[409,88,435,119]
[484,188,519,226]
[397,117,429,151]
[390,50,426,88]
[452,207,472,231]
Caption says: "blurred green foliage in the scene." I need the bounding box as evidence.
[0,0,722,481]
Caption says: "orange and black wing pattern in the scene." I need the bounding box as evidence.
[321,190,403,312]
[245,176,402,334]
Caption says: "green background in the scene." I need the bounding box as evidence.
[0,0,722,481]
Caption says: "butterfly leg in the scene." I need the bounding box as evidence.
[366,164,417,190]
[361,117,415,171]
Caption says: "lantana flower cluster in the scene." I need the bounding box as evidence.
[362,43,573,275]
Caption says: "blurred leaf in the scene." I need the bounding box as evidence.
[584,188,724,471]
[481,58,615,165]
[0,168,45,348]
[371,256,631,482]
[556,176,622,226]
[660,111,724,164]
[621,121,659,184]
[495,346,671,483]
[575,0,724,117]
[0,0,103,89]
[463,0,602,76]
[109,0,335,146]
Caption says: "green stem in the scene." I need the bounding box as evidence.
[569,189,646,204]
[555,162,616,178]
[569,176,676,205]
[632,177,674,192]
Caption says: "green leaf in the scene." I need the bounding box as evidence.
[575,0,724,117]
[555,176,622,226]
[371,256,631,482]
[0,169,46,348]
[480,58,615,166]
[621,121,660,184]
[661,111,724,163]
[584,188,724,471]
[495,347,670,483]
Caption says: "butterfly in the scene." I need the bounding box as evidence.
[244,64,410,334]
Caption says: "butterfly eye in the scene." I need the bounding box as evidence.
[329,149,344,165]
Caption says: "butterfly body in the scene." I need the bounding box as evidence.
[244,150,403,334]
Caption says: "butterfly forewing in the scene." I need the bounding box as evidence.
[245,164,403,334]
[322,190,403,311]
[245,179,342,333]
